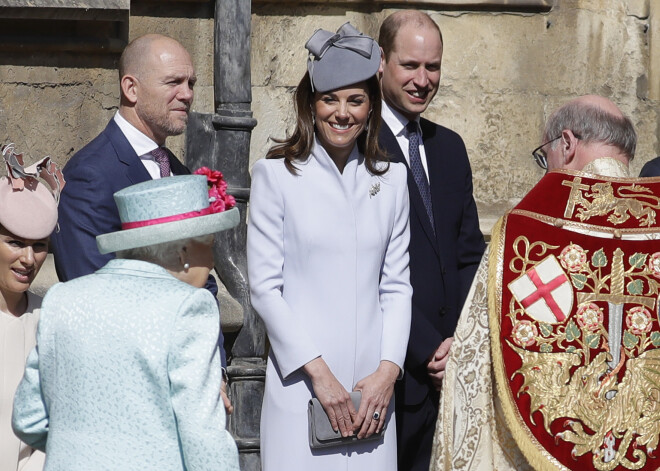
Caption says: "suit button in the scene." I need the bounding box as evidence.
[439,307,446,315]
[442,268,447,275]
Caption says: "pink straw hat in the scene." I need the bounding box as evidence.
[0,144,65,239]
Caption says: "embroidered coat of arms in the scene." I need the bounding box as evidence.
[490,170,660,471]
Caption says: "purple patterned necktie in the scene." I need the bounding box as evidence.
[407,121,435,232]
[151,147,171,178]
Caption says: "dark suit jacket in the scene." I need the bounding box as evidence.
[51,119,225,365]
[640,156,660,177]
[52,119,190,280]
[379,118,485,405]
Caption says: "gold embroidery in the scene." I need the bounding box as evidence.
[562,177,590,219]
[562,178,660,227]
[506,236,560,323]
[505,242,660,470]
[510,342,660,470]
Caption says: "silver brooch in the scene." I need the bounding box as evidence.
[369,182,380,198]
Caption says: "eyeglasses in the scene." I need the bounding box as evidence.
[531,136,561,170]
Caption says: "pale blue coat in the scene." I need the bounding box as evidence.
[248,140,412,470]
[12,259,239,471]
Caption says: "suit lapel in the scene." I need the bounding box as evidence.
[380,124,440,256]
[421,119,449,260]
[166,148,191,176]
[104,119,153,185]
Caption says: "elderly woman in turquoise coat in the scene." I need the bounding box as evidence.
[248,24,412,470]
[12,174,240,470]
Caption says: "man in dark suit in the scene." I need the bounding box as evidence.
[377,11,486,471]
[51,34,232,411]
[52,34,197,280]
[640,156,660,176]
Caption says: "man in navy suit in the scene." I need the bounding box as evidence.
[640,156,660,177]
[51,34,231,410]
[52,34,197,280]
[377,11,486,471]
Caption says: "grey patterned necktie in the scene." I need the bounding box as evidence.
[151,147,171,178]
[406,121,434,231]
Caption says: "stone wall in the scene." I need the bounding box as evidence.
[0,1,216,170]
[250,0,660,234]
[1,0,659,236]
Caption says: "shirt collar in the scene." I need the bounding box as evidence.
[113,111,159,157]
[382,101,419,137]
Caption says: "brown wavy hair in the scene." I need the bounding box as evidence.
[266,72,389,176]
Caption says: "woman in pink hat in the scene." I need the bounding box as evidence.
[0,144,63,471]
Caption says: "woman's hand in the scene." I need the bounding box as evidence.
[353,360,400,439]
[304,357,357,437]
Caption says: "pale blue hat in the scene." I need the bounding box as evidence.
[305,22,381,93]
[96,175,239,254]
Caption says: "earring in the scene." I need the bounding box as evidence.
[183,262,190,270]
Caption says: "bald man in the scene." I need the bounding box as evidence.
[536,94,635,174]
[430,96,650,471]
[52,34,198,280]
[51,33,234,410]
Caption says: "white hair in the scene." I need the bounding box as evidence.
[116,234,214,267]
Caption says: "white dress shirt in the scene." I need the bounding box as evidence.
[113,112,171,179]
[381,101,430,182]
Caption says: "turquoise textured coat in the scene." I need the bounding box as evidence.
[12,258,239,471]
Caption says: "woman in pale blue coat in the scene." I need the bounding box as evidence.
[12,175,240,471]
[248,24,412,470]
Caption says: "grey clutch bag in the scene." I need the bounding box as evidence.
[307,391,385,449]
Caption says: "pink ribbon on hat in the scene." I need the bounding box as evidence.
[122,207,216,230]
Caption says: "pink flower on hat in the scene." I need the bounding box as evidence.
[194,167,236,213]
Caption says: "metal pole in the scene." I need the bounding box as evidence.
[186,1,265,469]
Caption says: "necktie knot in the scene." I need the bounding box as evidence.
[406,120,419,136]
[152,147,171,178]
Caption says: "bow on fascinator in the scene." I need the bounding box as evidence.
[306,23,374,61]
[2,143,65,203]
[306,22,377,92]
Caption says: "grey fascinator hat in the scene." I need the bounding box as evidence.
[305,22,381,93]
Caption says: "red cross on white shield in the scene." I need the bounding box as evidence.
[508,255,574,324]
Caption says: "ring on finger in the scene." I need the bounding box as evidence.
[372,411,380,421]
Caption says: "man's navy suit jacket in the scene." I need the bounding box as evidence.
[640,156,660,177]
[52,119,192,280]
[379,118,485,405]
[51,119,225,364]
